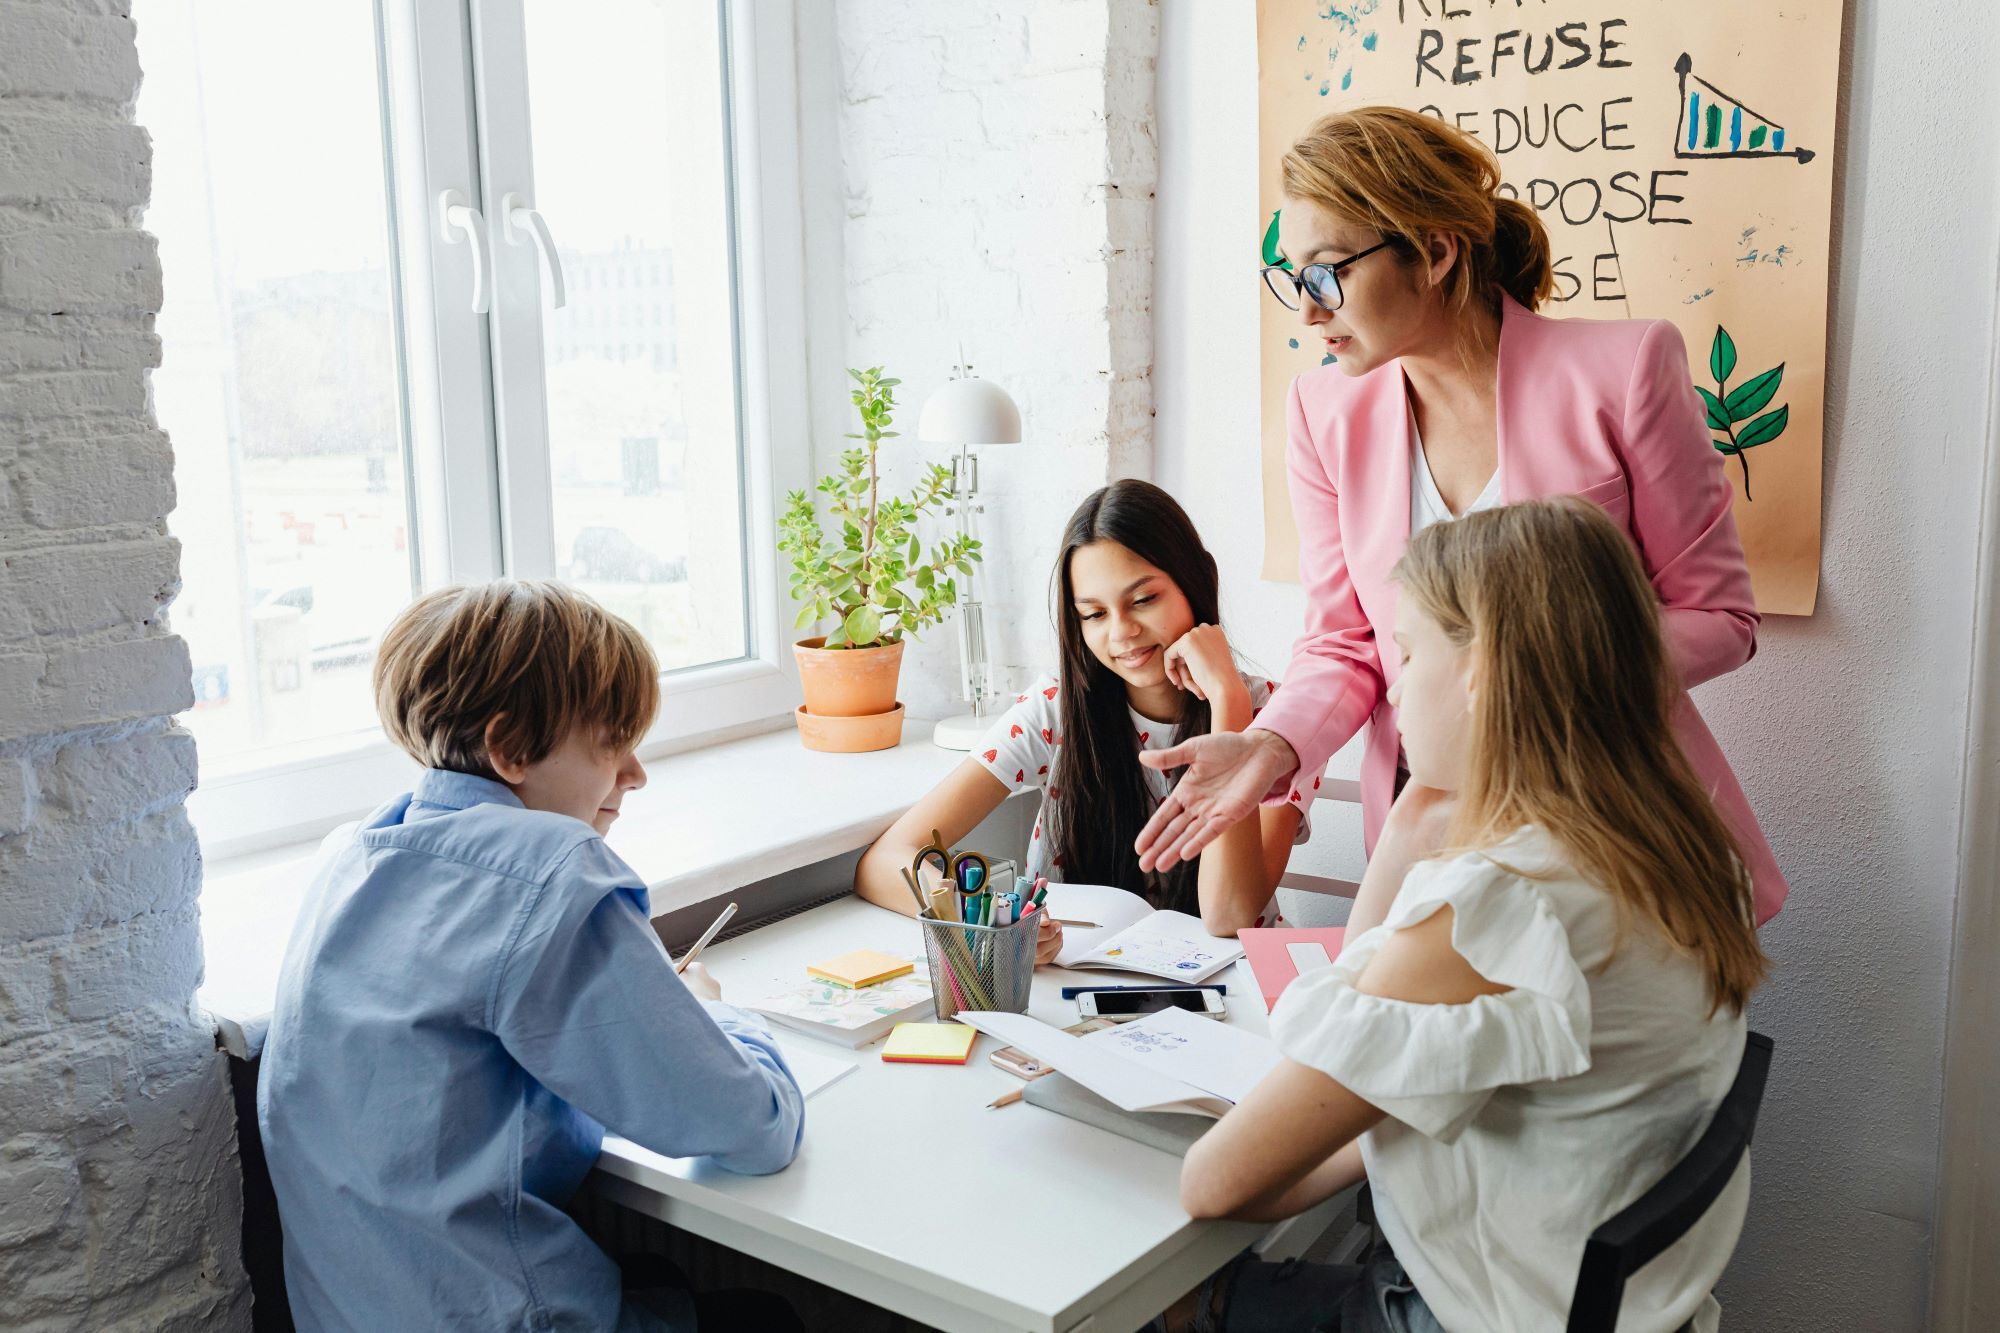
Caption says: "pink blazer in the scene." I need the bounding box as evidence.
[1252,297,1787,923]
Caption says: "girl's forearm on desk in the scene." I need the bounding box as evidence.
[1229,1142,1368,1223]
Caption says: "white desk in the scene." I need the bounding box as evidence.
[589,895,1342,1333]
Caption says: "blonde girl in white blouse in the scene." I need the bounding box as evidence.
[856,481,1316,951]
[1175,498,1769,1333]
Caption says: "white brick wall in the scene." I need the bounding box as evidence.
[0,1,249,1326]
[825,0,1158,717]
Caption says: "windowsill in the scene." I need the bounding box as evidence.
[197,717,967,1059]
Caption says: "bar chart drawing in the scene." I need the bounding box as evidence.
[1674,53,1815,164]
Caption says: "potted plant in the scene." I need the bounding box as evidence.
[778,366,980,752]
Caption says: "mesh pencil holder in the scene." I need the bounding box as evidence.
[918,912,1036,1022]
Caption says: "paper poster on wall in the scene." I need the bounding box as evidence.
[1256,1,1842,614]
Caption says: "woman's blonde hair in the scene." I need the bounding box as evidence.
[1281,106,1554,327]
[373,580,659,779]
[1394,498,1768,1014]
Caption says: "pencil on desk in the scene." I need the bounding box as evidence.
[987,1085,1025,1110]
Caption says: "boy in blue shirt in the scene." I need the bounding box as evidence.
[259,581,805,1331]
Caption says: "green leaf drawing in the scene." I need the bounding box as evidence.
[1700,325,1785,503]
[1724,364,1786,422]
[1262,209,1290,270]
[1734,404,1790,451]
[1696,386,1730,430]
[1709,326,1737,383]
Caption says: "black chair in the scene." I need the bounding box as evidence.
[1565,1030,1774,1333]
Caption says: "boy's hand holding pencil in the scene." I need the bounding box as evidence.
[679,961,722,1002]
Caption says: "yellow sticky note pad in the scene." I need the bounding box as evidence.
[880,1022,977,1065]
[807,949,915,989]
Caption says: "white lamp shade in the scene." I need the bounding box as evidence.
[917,376,1022,445]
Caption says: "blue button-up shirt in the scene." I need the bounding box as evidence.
[258,769,804,1331]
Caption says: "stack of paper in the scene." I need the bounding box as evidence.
[880,1022,978,1065]
[807,948,915,988]
[959,1006,1280,1118]
[744,961,934,1048]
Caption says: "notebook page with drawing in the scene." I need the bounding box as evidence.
[959,1007,1281,1119]
[1047,883,1246,982]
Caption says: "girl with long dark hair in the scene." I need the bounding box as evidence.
[856,480,1314,956]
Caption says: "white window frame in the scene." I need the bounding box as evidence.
[185,0,817,859]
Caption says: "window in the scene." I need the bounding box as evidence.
[143,3,416,764]
[141,0,814,857]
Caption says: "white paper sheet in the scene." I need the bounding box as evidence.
[772,1039,858,1099]
[956,1010,1228,1117]
[1285,942,1335,975]
[1079,1006,1281,1105]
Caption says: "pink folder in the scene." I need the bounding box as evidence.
[1238,927,1347,1012]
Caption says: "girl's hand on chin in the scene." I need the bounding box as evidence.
[1163,624,1236,702]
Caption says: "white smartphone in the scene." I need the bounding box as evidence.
[1075,987,1227,1021]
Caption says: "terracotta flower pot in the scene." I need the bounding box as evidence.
[793,637,905,718]
[794,703,905,754]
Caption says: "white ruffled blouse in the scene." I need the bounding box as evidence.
[1271,827,1747,1333]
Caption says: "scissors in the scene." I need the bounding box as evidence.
[912,828,991,916]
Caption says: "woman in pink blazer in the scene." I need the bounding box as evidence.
[1137,107,1786,930]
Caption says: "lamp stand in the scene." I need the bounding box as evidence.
[932,441,994,750]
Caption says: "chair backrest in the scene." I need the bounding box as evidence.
[1565,1030,1774,1333]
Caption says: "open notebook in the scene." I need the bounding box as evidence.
[1046,883,1246,982]
[960,1006,1280,1118]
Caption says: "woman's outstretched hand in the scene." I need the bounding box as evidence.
[1134,729,1300,872]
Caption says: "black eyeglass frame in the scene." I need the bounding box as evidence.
[1260,238,1398,313]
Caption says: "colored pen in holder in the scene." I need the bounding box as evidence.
[916,908,1036,1023]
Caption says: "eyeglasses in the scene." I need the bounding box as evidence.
[1260,239,1397,313]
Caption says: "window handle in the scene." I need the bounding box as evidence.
[437,189,491,315]
[501,193,568,309]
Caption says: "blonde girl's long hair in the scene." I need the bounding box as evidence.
[1394,498,1768,1013]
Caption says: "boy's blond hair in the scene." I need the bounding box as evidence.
[1394,497,1768,1014]
[372,581,659,779]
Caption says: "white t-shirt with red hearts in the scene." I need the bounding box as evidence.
[972,673,1319,921]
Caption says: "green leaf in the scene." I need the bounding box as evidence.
[794,605,818,629]
[1733,404,1789,451]
[843,605,881,645]
[1695,386,1730,431]
[1709,326,1737,383]
[1713,438,1738,454]
[1261,208,1289,269]
[1724,364,1785,422]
